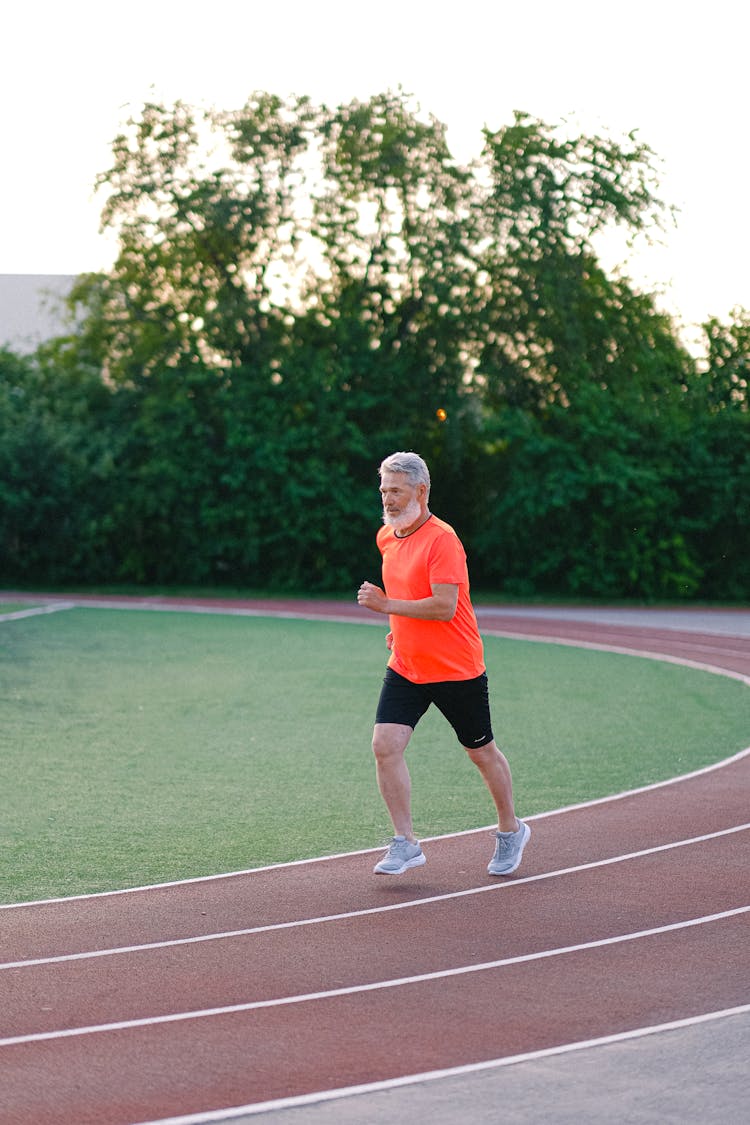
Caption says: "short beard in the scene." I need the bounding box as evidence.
[383,497,422,532]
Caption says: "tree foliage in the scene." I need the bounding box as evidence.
[1,91,747,599]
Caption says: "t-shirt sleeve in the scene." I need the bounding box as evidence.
[427,531,467,585]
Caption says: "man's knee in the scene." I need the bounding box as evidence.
[464,738,497,766]
[372,723,412,763]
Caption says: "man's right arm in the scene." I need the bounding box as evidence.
[357,581,458,622]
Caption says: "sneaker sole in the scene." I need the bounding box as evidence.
[487,822,531,876]
[373,853,427,875]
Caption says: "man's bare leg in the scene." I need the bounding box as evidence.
[464,740,518,833]
[371,722,416,841]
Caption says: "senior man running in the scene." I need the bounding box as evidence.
[357,451,530,876]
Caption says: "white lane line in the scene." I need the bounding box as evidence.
[0,602,75,622]
[53,599,381,626]
[482,627,750,686]
[4,743,749,912]
[132,1003,750,1125]
[2,822,748,972]
[1,906,746,1049]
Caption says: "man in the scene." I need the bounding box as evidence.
[357,451,530,877]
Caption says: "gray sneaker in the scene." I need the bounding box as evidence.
[373,836,426,875]
[487,819,531,876]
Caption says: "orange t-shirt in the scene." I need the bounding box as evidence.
[377,515,485,683]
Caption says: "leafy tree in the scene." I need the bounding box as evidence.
[0,345,119,583]
[699,307,750,411]
[471,111,677,412]
[470,389,703,599]
[70,94,316,382]
[676,308,750,598]
[21,91,743,599]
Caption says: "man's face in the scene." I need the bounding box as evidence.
[380,471,425,531]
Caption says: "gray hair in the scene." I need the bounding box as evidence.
[379,451,431,497]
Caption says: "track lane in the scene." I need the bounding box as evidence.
[0,912,745,1125]
[0,597,747,1124]
[2,747,749,963]
[1,829,748,1041]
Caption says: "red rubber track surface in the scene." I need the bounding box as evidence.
[1,596,748,1125]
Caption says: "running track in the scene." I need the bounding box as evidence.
[1,596,749,1125]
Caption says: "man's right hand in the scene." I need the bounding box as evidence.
[357,580,389,614]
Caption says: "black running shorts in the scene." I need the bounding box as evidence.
[375,667,494,749]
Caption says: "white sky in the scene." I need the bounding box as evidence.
[2,0,748,338]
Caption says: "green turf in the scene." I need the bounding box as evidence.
[1,607,748,904]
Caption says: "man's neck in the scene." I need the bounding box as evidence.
[394,511,431,538]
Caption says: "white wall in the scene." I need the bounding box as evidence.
[0,274,77,353]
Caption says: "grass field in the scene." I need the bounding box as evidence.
[1,606,748,904]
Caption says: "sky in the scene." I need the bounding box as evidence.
[2,0,748,344]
